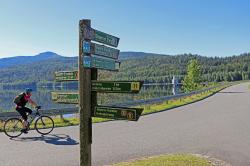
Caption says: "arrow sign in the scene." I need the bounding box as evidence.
[51,92,78,104]
[93,106,143,121]
[83,55,120,71]
[91,81,143,93]
[83,41,120,59]
[55,71,78,81]
[83,26,119,47]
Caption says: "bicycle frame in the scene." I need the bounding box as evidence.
[26,108,41,129]
[8,109,40,130]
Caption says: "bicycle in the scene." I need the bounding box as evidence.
[3,107,54,138]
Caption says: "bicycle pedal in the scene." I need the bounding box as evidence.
[21,129,28,134]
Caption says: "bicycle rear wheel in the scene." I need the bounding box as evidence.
[4,118,23,138]
[35,116,54,135]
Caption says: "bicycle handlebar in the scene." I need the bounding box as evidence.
[34,107,42,116]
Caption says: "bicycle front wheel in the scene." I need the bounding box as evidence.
[35,116,54,135]
[4,118,23,138]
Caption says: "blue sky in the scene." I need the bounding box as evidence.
[0,0,249,58]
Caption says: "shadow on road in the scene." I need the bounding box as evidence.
[10,134,79,146]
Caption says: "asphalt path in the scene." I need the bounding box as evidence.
[1,82,250,166]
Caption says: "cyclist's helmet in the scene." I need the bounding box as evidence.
[25,88,33,94]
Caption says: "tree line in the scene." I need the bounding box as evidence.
[0,52,250,86]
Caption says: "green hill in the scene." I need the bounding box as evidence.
[0,52,250,86]
[112,52,250,83]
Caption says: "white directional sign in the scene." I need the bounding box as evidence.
[83,41,119,59]
[83,26,119,47]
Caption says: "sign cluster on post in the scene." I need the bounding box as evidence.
[51,19,144,166]
[52,23,144,121]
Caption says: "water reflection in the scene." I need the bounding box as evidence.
[0,90,76,112]
[99,84,182,105]
[0,84,182,112]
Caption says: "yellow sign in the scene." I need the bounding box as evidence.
[131,82,140,91]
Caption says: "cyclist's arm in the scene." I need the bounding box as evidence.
[27,98,38,108]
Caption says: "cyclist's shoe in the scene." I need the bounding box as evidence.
[21,129,28,134]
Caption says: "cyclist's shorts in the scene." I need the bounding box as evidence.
[16,107,32,121]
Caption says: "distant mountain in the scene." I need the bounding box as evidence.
[0,55,77,84]
[0,51,161,69]
[0,52,61,68]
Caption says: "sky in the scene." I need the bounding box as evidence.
[0,0,249,58]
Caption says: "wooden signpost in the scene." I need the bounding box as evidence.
[79,20,92,166]
[52,19,144,166]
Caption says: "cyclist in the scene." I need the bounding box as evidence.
[14,88,41,133]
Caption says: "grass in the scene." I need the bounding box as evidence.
[139,85,227,115]
[37,117,109,128]
[111,154,212,166]
[0,116,109,132]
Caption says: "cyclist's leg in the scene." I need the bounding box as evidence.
[23,107,33,128]
[23,107,33,116]
[16,107,28,129]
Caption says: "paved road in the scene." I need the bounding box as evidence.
[1,83,250,166]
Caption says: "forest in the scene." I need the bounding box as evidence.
[0,52,250,87]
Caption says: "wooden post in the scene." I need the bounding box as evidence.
[79,19,92,166]
[165,100,168,104]
[59,114,65,121]
[91,68,97,143]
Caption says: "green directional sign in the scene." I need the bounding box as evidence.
[51,92,79,104]
[83,55,120,71]
[83,26,119,47]
[55,71,78,81]
[91,81,143,93]
[94,30,119,47]
[83,41,119,59]
[93,106,143,121]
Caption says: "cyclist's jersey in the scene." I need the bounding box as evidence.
[15,93,31,108]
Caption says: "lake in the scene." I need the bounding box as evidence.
[0,84,182,112]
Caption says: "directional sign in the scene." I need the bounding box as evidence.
[93,106,143,121]
[83,55,120,71]
[83,41,91,53]
[83,26,119,47]
[83,41,119,59]
[55,71,78,81]
[51,92,78,104]
[91,81,143,93]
